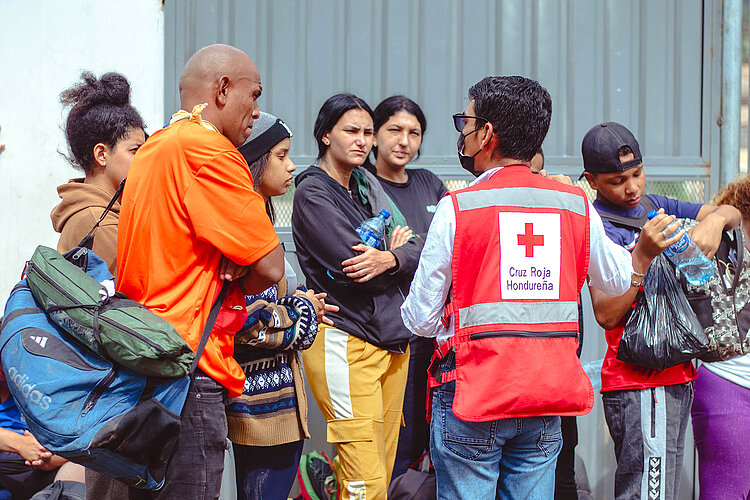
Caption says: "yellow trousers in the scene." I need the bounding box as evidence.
[303,325,409,500]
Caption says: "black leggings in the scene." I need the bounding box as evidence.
[0,451,56,500]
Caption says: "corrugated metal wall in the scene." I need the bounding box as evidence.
[166,1,721,498]
[165,0,715,177]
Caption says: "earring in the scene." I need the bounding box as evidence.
[323,139,329,146]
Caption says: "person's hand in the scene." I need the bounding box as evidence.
[689,220,724,259]
[219,256,250,281]
[631,209,683,270]
[389,225,413,249]
[29,454,67,471]
[16,431,51,465]
[0,124,5,155]
[539,170,574,186]
[295,289,339,326]
[341,245,397,282]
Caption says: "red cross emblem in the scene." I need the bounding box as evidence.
[517,222,544,257]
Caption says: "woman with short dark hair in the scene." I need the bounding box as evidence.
[293,93,420,500]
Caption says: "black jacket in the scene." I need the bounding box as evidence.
[292,165,421,351]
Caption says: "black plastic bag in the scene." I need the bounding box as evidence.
[617,253,709,370]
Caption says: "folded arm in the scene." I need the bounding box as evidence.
[690,204,742,259]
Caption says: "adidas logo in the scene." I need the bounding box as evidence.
[30,336,47,348]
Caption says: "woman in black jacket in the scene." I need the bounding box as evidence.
[292,93,418,500]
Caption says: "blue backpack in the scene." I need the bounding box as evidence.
[0,247,225,490]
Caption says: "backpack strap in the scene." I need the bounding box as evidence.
[598,195,657,231]
[69,175,226,376]
[732,229,745,291]
[715,228,744,293]
[189,281,229,375]
[76,178,127,250]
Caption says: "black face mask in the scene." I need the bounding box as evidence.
[457,129,483,177]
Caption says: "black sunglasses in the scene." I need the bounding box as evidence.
[452,113,489,133]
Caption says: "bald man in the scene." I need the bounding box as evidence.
[113,44,284,499]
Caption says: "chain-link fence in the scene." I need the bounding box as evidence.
[272,176,707,229]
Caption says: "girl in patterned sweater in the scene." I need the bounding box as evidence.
[228,112,337,500]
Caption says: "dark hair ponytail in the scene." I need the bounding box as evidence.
[61,71,145,173]
[246,152,276,224]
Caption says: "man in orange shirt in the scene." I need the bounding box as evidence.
[116,44,284,499]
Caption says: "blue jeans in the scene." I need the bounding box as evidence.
[233,440,304,500]
[430,381,562,500]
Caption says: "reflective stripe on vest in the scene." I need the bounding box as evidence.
[459,301,579,329]
[455,187,587,216]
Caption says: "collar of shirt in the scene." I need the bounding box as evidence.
[470,166,505,186]
[168,103,220,133]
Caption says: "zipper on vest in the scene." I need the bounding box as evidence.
[27,262,169,357]
[470,330,578,341]
[81,368,117,416]
[650,388,657,438]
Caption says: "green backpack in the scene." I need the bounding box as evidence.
[296,451,339,500]
[25,245,194,378]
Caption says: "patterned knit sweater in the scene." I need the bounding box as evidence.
[227,273,318,446]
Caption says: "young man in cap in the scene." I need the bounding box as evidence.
[400,76,673,500]
[582,121,739,500]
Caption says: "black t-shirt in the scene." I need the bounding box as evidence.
[375,168,448,237]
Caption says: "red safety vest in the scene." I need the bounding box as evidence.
[433,165,593,422]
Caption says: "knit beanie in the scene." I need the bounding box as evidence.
[238,112,293,166]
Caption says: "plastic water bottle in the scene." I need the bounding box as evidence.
[646,210,714,285]
[356,209,390,247]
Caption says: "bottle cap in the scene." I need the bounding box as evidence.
[646,210,658,220]
[379,209,391,218]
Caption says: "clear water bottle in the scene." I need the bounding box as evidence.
[646,210,714,285]
[356,209,390,248]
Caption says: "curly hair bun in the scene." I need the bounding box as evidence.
[59,71,144,173]
[60,71,132,108]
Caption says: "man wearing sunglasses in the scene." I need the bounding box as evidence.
[401,76,671,499]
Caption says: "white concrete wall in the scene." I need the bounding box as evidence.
[0,0,165,304]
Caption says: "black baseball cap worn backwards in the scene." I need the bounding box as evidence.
[580,122,642,179]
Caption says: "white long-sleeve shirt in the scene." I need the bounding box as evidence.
[400,167,635,346]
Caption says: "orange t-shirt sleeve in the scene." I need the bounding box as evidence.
[183,150,279,265]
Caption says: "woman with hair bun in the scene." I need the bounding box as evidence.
[50,71,145,499]
[51,71,146,274]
